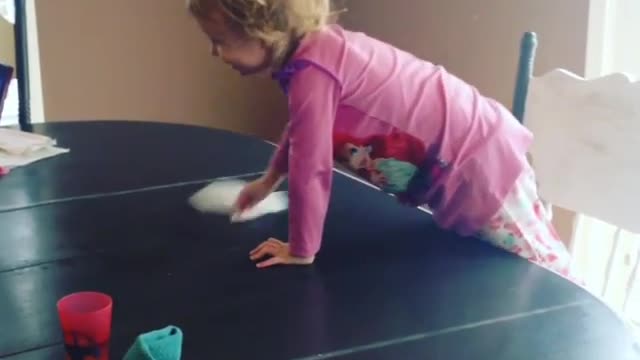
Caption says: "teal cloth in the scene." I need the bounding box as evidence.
[375,158,418,193]
[123,326,183,360]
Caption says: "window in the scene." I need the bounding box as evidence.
[0,0,14,24]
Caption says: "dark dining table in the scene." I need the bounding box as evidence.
[0,121,638,359]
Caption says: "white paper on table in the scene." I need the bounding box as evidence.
[0,146,69,167]
[188,179,288,222]
[0,128,69,168]
[0,128,57,155]
[525,69,640,233]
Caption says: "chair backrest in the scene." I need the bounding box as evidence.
[524,68,640,233]
[0,63,14,120]
[512,32,538,123]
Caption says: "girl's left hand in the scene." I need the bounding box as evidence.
[249,238,315,268]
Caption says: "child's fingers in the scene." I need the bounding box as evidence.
[266,238,284,246]
[249,244,267,258]
[249,238,282,254]
[256,256,284,268]
[249,240,269,255]
[249,242,278,260]
[233,193,253,212]
[250,238,283,255]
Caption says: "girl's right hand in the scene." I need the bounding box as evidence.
[233,176,277,214]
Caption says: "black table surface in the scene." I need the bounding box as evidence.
[0,121,638,360]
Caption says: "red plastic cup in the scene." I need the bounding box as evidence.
[57,292,113,360]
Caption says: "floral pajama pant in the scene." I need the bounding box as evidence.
[478,166,578,281]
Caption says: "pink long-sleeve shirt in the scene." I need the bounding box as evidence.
[270,24,532,258]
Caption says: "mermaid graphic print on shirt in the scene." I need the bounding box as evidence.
[333,130,446,200]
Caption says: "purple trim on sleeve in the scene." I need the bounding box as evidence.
[272,60,312,94]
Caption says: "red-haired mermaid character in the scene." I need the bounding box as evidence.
[333,131,429,193]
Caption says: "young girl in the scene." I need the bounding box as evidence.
[187,0,573,277]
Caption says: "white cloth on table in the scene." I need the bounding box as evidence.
[189,179,288,222]
[0,128,69,168]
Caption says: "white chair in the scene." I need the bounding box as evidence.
[525,69,640,233]
[523,65,640,327]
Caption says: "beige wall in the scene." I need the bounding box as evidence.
[34,0,287,139]
[0,16,15,70]
[342,0,590,242]
[342,0,589,107]
[34,0,590,141]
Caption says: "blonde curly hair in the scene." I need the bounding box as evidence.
[187,0,337,66]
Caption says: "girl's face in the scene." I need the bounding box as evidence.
[196,10,271,76]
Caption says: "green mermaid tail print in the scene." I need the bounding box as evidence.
[370,158,419,193]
